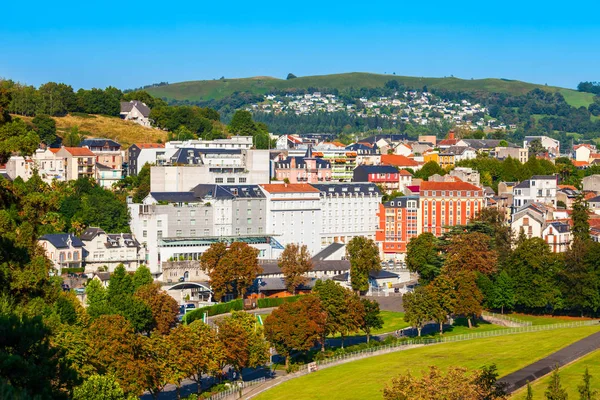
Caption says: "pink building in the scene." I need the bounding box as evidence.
[274,147,332,183]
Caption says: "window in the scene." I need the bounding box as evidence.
[190,219,196,226]
[176,230,182,237]
[247,227,252,234]
[157,220,162,227]
[215,178,223,183]
[227,177,235,183]
[204,229,210,235]
[143,230,147,238]
[143,220,148,228]
[177,219,181,226]
[239,177,247,183]
[190,229,196,236]
[157,230,163,238]
[190,210,195,217]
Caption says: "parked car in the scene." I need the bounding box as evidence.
[185,303,196,310]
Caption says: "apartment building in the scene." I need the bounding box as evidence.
[420,181,484,236]
[55,147,97,181]
[150,148,270,191]
[260,183,322,255]
[38,233,84,274]
[512,175,558,209]
[353,165,400,192]
[312,183,381,248]
[542,221,572,253]
[273,147,332,183]
[127,143,167,176]
[448,167,481,187]
[376,196,420,262]
[495,147,529,164]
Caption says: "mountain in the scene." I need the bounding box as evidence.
[145,72,595,107]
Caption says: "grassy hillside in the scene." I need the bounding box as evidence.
[255,326,600,400]
[15,114,167,148]
[146,72,593,107]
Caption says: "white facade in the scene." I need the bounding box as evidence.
[542,223,572,253]
[260,184,323,255]
[165,136,254,150]
[312,183,381,249]
[513,176,557,208]
[80,228,144,273]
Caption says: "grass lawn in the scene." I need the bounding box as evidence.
[256,326,600,400]
[559,89,596,108]
[422,317,506,338]
[328,311,409,338]
[512,349,600,399]
[507,313,591,326]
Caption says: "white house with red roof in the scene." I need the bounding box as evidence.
[56,147,97,181]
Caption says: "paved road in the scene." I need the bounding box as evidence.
[498,328,600,393]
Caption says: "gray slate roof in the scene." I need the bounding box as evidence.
[312,242,345,261]
[120,100,151,117]
[39,233,84,248]
[170,148,242,165]
[150,192,200,203]
[312,183,381,196]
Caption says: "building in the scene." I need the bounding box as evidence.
[128,184,281,275]
[444,146,477,163]
[80,227,143,273]
[96,163,122,188]
[511,202,550,239]
[150,149,270,192]
[583,175,600,193]
[80,138,123,172]
[260,183,322,255]
[376,196,420,262]
[312,183,381,249]
[165,136,254,150]
[420,181,484,236]
[120,100,151,127]
[353,165,400,192]
[127,143,167,176]
[55,147,97,181]
[542,221,572,253]
[495,147,529,164]
[38,233,84,274]
[573,144,596,162]
[380,154,420,171]
[524,136,560,157]
[556,187,580,209]
[6,148,64,183]
[448,167,481,187]
[273,147,332,183]
[512,175,558,209]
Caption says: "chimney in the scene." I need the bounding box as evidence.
[448,131,455,140]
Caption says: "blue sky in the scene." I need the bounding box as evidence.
[1,0,599,90]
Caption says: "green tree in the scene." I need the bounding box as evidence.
[62,125,84,147]
[428,275,456,334]
[406,233,442,283]
[187,321,225,393]
[286,73,297,80]
[32,114,57,145]
[108,265,134,299]
[73,375,127,400]
[414,161,445,180]
[86,278,112,318]
[403,286,432,336]
[545,366,568,400]
[572,194,590,241]
[359,298,383,343]
[132,265,153,290]
[0,118,40,164]
[526,382,534,400]
[491,271,515,314]
[561,239,600,315]
[346,236,381,293]
[578,367,597,400]
[229,110,256,136]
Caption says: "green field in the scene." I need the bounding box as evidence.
[146,72,578,103]
[508,313,591,326]
[512,349,600,399]
[255,326,600,400]
[372,311,409,335]
[559,88,596,108]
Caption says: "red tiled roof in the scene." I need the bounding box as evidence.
[438,139,459,146]
[572,160,590,167]
[398,169,413,176]
[49,148,61,153]
[381,154,419,167]
[134,143,165,149]
[558,185,578,190]
[590,154,600,159]
[260,184,320,193]
[574,144,594,150]
[420,181,482,192]
[63,147,95,156]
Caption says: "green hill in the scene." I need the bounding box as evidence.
[146,72,593,107]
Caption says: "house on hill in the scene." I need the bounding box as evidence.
[38,233,85,274]
[120,100,151,127]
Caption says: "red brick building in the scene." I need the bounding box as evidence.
[376,196,420,262]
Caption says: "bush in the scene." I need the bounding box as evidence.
[61,267,84,275]
[257,295,301,308]
[184,299,244,322]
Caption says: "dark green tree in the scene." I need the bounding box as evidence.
[359,298,383,343]
[545,365,568,400]
[578,367,597,400]
[413,161,445,180]
[572,194,590,241]
[346,236,381,293]
[491,271,515,314]
[132,265,153,290]
[32,114,57,145]
[406,233,442,283]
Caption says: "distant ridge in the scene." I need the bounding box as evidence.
[145,72,591,107]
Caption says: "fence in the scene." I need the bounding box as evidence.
[482,311,533,326]
[206,377,266,400]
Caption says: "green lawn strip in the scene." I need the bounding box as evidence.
[508,313,591,326]
[421,317,506,338]
[255,326,600,400]
[326,311,409,338]
[511,349,600,399]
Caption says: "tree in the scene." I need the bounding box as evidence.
[0,118,40,164]
[200,242,228,301]
[286,73,297,80]
[406,233,442,283]
[428,275,456,334]
[403,286,432,336]
[138,333,171,399]
[443,232,498,277]
[134,283,179,335]
[73,375,127,400]
[490,271,515,314]
[187,321,225,393]
[165,325,196,399]
[313,279,361,349]
[359,298,383,343]
[454,271,483,328]
[383,365,506,400]
[85,278,111,318]
[526,382,534,400]
[578,367,597,400]
[278,243,313,294]
[219,242,262,299]
[217,311,269,380]
[264,295,326,369]
[572,194,590,241]
[414,161,445,180]
[346,236,381,293]
[132,264,153,290]
[32,114,57,145]
[62,125,84,147]
[528,139,546,156]
[229,110,257,136]
[546,365,568,400]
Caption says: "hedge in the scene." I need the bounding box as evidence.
[185,299,244,323]
[61,268,85,275]
[257,295,301,308]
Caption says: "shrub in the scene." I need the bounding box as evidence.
[184,299,244,322]
[61,267,84,275]
[257,295,301,308]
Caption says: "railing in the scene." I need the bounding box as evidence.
[206,377,266,400]
[482,311,533,326]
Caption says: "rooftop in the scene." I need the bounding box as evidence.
[420,181,482,192]
[260,183,320,193]
[380,154,419,167]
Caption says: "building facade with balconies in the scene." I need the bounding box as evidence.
[353,165,400,192]
[56,147,97,181]
[273,147,332,183]
[376,196,421,262]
